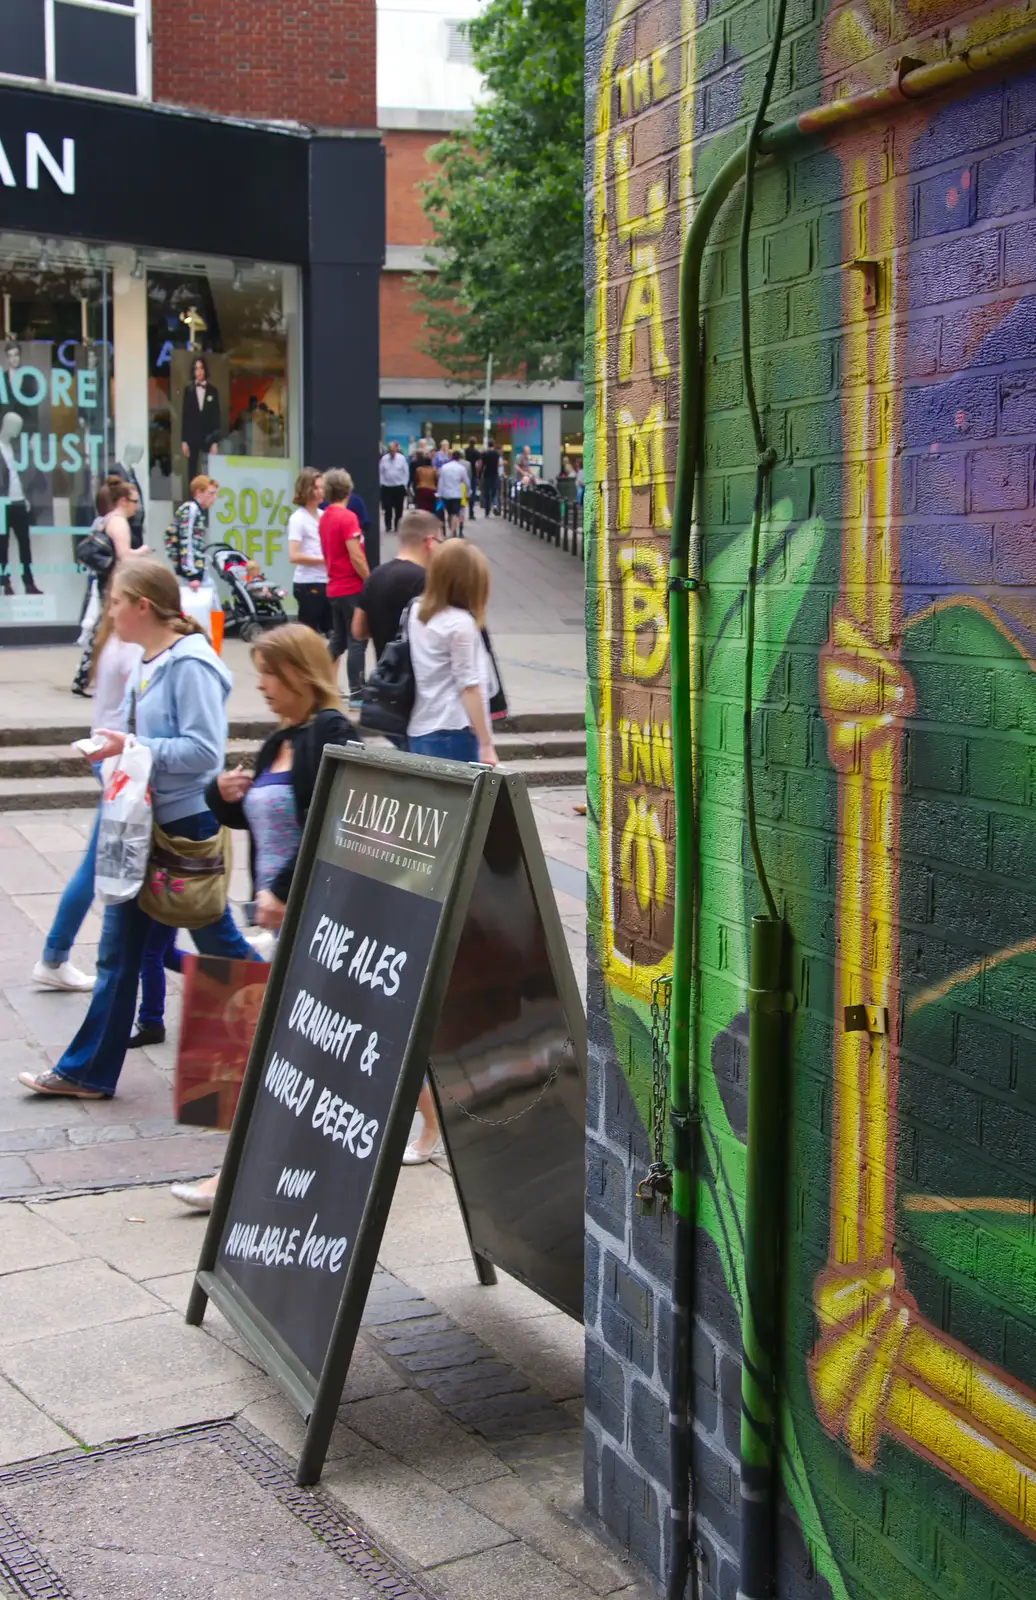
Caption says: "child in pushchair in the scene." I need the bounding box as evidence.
[207,544,289,642]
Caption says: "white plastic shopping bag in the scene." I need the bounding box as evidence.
[95,735,154,905]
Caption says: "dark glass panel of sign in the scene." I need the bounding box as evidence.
[2,0,46,81]
[54,5,136,96]
[429,785,585,1320]
[215,858,443,1386]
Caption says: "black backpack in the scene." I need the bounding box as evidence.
[358,600,416,737]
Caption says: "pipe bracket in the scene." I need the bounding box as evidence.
[746,986,796,1015]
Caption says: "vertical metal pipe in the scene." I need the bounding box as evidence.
[738,916,789,1600]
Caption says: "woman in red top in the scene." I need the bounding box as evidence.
[319,467,369,706]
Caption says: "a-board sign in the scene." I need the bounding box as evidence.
[187,744,586,1485]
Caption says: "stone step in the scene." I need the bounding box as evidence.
[0,753,587,810]
[0,727,586,780]
[0,707,584,748]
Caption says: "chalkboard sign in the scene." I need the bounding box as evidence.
[187,744,585,1485]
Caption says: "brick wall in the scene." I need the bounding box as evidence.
[380,272,448,380]
[585,0,1036,1593]
[385,130,437,246]
[381,130,453,382]
[152,0,376,128]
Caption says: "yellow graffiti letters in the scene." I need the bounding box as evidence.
[618,718,672,789]
[620,796,668,911]
[615,47,671,118]
[617,544,669,679]
[613,136,666,241]
[618,246,671,382]
[616,403,671,531]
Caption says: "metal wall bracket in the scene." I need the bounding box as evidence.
[848,258,882,312]
[844,1003,889,1035]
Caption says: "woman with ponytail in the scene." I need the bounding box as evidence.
[20,559,259,1101]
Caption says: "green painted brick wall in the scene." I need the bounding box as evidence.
[584,0,1036,1593]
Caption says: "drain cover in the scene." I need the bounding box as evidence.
[0,1422,433,1600]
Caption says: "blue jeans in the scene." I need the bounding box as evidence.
[43,765,101,965]
[137,923,182,1030]
[52,809,260,1096]
[409,727,478,763]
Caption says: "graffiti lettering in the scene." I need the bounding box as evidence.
[616,545,669,680]
[618,246,671,382]
[616,403,671,531]
[619,796,667,911]
[618,719,672,789]
[615,47,671,118]
[613,136,666,241]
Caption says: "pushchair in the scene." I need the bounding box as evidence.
[206,543,289,642]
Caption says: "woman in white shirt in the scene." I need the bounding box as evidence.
[287,467,330,635]
[407,540,498,766]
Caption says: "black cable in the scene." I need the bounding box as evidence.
[739,0,788,925]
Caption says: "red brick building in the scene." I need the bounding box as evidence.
[376,0,583,476]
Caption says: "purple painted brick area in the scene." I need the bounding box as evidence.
[968,447,1032,513]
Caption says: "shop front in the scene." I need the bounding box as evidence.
[381,401,544,469]
[0,85,384,640]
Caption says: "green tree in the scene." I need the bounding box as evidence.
[413,0,585,384]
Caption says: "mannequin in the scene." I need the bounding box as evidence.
[110,442,146,547]
[0,412,38,597]
[180,354,221,489]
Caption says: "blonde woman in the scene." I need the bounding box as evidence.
[408,539,498,766]
[174,624,356,1211]
[206,623,355,931]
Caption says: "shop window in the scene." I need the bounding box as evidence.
[145,262,294,505]
[0,0,148,100]
[54,3,137,97]
[0,232,300,635]
[561,403,584,468]
[3,1,47,82]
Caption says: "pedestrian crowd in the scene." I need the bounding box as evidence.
[380,435,504,536]
[23,456,506,1186]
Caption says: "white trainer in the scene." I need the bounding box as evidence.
[32,959,95,992]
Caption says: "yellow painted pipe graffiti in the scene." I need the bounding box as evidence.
[808,0,1036,1542]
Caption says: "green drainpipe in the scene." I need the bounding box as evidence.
[664,20,1036,1600]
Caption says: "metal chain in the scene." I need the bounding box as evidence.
[636,976,673,1214]
[649,975,672,1165]
[429,1039,574,1130]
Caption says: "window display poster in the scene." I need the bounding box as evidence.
[0,339,108,625]
[208,455,295,600]
[170,350,230,504]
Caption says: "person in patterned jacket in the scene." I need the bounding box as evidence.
[166,475,218,588]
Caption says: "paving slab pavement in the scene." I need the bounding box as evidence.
[0,1175,654,1600]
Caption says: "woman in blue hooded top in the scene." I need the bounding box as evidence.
[20,558,259,1100]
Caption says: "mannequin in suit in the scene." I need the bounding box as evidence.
[110,442,146,547]
[180,355,221,488]
[0,411,39,596]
